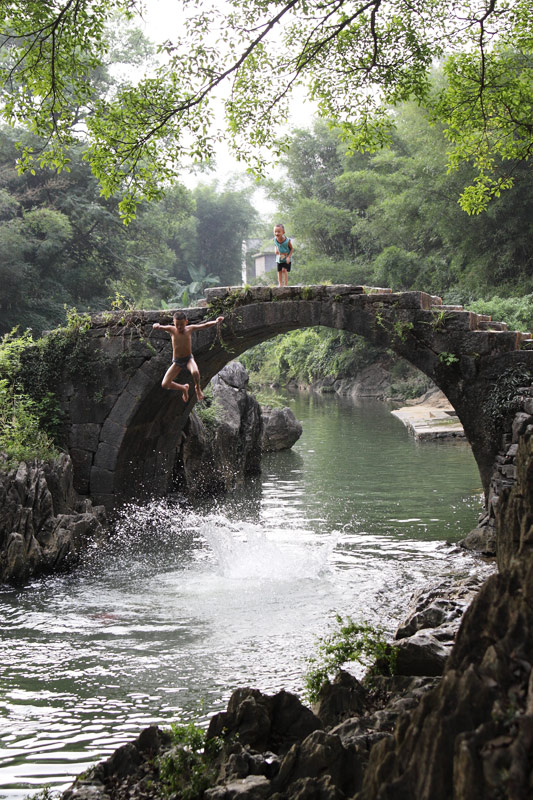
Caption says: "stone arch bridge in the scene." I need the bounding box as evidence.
[60,285,533,510]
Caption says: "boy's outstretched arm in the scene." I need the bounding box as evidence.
[188,316,224,330]
[153,322,175,332]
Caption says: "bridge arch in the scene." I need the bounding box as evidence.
[60,285,533,510]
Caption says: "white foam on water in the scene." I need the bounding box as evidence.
[198,514,331,582]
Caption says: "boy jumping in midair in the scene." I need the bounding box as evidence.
[153,311,224,402]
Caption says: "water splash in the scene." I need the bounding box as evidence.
[199,515,331,582]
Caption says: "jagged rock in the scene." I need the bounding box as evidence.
[313,670,367,728]
[350,364,393,397]
[394,577,482,639]
[216,361,250,391]
[261,406,303,451]
[207,688,323,756]
[273,729,362,798]
[356,427,533,800]
[205,775,271,800]
[279,775,345,800]
[391,629,453,676]
[0,454,105,584]
[458,524,497,555]
[63,725,170,800]
[217,744,280,784]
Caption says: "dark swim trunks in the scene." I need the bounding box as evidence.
[172,355,192,370]
[277,262,291,272]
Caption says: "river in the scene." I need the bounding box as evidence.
[0,393,490,798]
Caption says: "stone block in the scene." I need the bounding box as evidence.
[501,464,517,479]
[347,293,367,309]
[331,302,354,331]
[126,367,157,399]
[107,390,142,426]
[271,286,303,301]
[89,466,115,495]
[100,418,127,449]
[441,311,477,330]
[458,331,492,355]
[377,291,437,310]
[458,355,478,380]
[488,331,522,352]
[68,391,116,424]
[364,292,400,306]
[512,412,532,443]
[94,442,120,471]
[252,286,272,302]
[68,423,100,452]
[204,287,233,301]
[478,320,509,331]
[325,285,364,297]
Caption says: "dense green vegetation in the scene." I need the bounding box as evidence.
[0,126,258,335]
[265,114,533,304]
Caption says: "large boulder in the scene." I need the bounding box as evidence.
[174,362,263,496]
[0,453,105,584]
[261,406,303,452]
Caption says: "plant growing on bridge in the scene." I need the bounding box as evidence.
[438,351,459,366]
[393,320,414,343]
[429,310,453,331]
[304,614,396,703]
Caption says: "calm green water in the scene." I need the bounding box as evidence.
[0,394,489,798]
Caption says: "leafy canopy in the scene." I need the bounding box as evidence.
[1,0,533,217]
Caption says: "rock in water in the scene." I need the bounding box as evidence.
[261,406,303,451]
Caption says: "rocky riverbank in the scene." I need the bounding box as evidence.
[60,572,490,800]
[0,453,105,583]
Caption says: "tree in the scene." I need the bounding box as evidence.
[0,126,195,332]
[266,100,533,296]
[1,1,532,218]
[188,182,259,286]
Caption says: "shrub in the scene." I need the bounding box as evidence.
[158,723,222,800]
[466,295,533,333]
[0,379,58,466]
[304,614,396,703]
